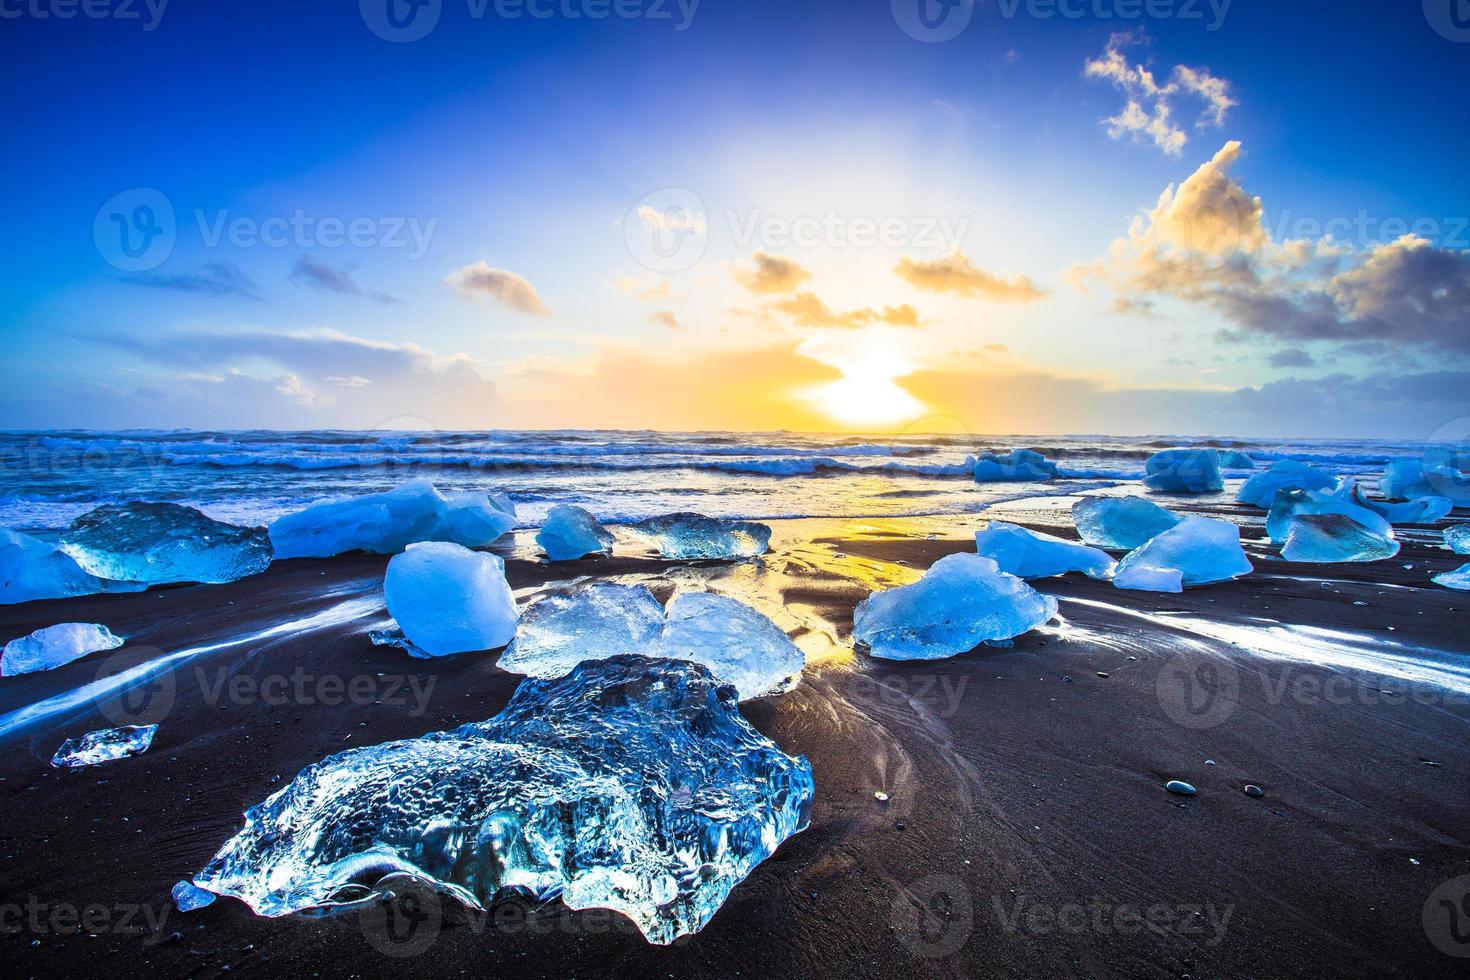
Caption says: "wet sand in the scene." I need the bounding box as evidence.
[3,502,1470,978]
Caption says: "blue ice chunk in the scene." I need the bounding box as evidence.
[51,724,158,768]
[1217,451,1255,469]
[1344,484,1453,525]
[1236,460,1337,507]
[535,504,614,561]
[1265,488,1392,544]
[59,502,272,586]
[973,521,1114,580]
[1446,525,1470,554]
[1113,516,1252,592]
[193,657,814,945]
[1071,496,1182,551]
[1432,563,1470,591]
[653,593,805,700]
[172,880,216,912]
[853,553,1057,660]
[269,480,516,558]
[1279,513,1400,563]
[2,622,123,676]
[383,542,519,657]
[1143,449,1223,494]
[498,583,665,679]
[630,513,771,559]
[1381,451,1470,505]
[970,449,1058,483]
[0,529,145,605]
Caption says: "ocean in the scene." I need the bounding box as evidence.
[0,430,1430,533]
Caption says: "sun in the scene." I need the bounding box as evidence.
[800,343,926,429]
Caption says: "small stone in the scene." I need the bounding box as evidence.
[1165,780,1196,796]
[1243,785,1264,798]
[1204,759,1216,766]
[895,821,906,830]
[874,791,889,803]
[1095,671,1109,678]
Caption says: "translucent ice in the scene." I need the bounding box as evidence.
[1279,513,1400,563]
[653,593,804,700]
[535,504,614,561]
[1446,525,1470,554]
[172,880,217,912]
[1071,496,1182,551]
[1345,484,1453,525]
[1380,449,1470,504]
[1112,516,1252,593]
[383,542,518,657]
[498,583,665,679]
[852,553,1057,661]
[193,656,814,945]
[970,449,1058,483]
[1143,449,1223,494]
[60,502,272,585]
[269,480,516,559]
[973,521,1114,580]
[1,529,145,605]
[2,622,123,676]
[1432,563,1470,591]
[1218,451,1255,469]
[630,513,771,560]
[50,724,157,768]
[1236,460,1337,508]
[1265,488,1392,545]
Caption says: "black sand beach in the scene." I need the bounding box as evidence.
[3,501,1469,978]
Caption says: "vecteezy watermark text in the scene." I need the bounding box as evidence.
[359,0,698,43]
[994,895,1235,945]
[0,898,170,937]
[0,0,168,30]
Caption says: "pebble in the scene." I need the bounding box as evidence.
[1204,759,1216,766]
[873,791,889,803]
[1165,780,1197,796]
[1096,671,1109,678]
[1244,785,1264,798]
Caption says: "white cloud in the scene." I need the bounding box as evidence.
[1084,33,1236,156]
[446,262,550,316]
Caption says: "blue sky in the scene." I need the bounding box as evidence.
[2,0,1468,436]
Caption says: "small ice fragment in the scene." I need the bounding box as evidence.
[1431,563,1470,591]
[383,542,518,656]
[630,513,771,559]
[1217,451,1255,469]
[969,449,1058,483]
[0,529,145,605]
[2,623,123,676]
[499,583,664,679]
[171,880,216,912]
[973,522,1114,580]
[269,480,515,558]
[1143,449,1223,494]
[51,724,158,768]
[853,553,1057,661]
[535,504,614,561]
[59,502,272,586]
[1244,785,1265,798]
[1280,513,1400,563]
[1071,496,1182,551]
[874,791,889,803]
[1165,780,1196,796]
[1445,525,1470,555]
[1112,516,1252,592]
[192,656,814,945]
[654,592,805,699]
[1237,460,1337,508]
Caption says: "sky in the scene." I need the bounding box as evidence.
[2,0,1469,438]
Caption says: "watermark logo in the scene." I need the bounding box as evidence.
[94,188,175,272]
[1156,649,1239,730]
[1421,417,1470,503]
[93,647,177,728]
[1424,876,1470,958]
[1425,0,1470,42]
[892,874,973,958]
[892,0,974,43]
[360,886,444,958]
[624,187,708,273]
[360,0,442,42]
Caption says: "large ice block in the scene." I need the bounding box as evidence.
[535,504,614,561]
[269,480,516,558]
[59,502,272,586]
[1143,449,1223,494]
[970,449,1058,483]
[1112,515,1252,592]
[0,529,144,605]
[1279,513,1400,563]
[1432,563,1470,591]
[1217,451,1255,469]
[1345,484,1453,525]
[630,513,771,559]
[1237,460,1337,508]
[2,622,123,676]
[498,583,664,678]
[383,542,518,656]
[1071,496,1182,551]
[193,656,815,945]
[653,592,804,700]
[51,724,158,767]
[852,553,1057,660]
[1264,488,1393,544]
[973,521,1113,580]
